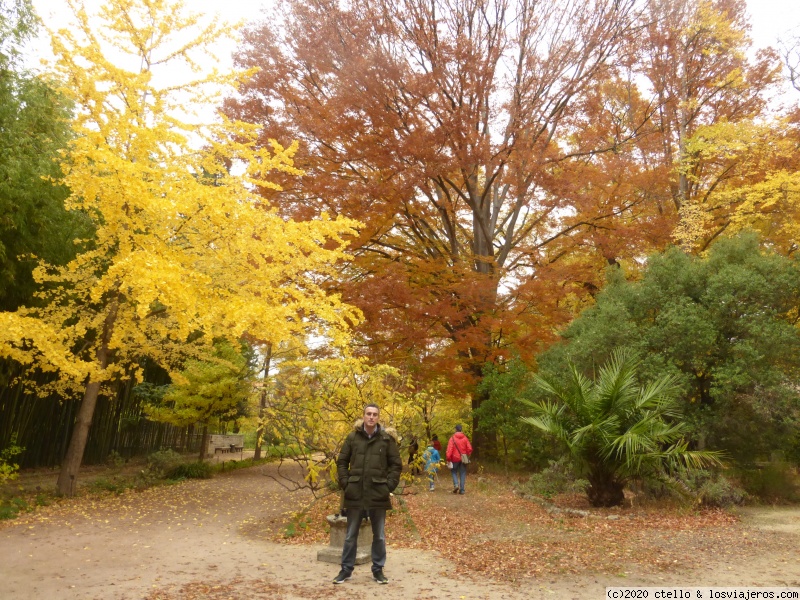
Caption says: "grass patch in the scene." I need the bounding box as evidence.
[0,496,32,520]
[283,510,312,538]
[167,461,214,480]
[87,476,134,495]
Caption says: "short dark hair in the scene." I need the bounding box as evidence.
[455,424,462,432]
[364,403,380,414]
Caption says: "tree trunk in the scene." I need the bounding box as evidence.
[253,343,272,461]
[198,423,209,460]
[587,472,625,507]
[56,303,117,496]
[470,370,496,461]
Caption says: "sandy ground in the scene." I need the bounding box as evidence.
[1,460,799,600]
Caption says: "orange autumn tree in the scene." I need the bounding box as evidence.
[538,0,783,269]
[225,0,643,456]
[0,0,360,495]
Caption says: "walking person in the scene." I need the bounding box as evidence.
[431,434,442,453]
[422,440,441,491]
[446,424,473,495]
[333,404,402,585]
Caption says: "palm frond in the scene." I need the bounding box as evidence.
[520,414,572,448]
[635,374,682,415]
[595,349,639,415]
[607,430,658,464]
[651,441,726,471]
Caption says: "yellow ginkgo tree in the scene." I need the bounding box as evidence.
[0,0,360,495]
[674,118,800,253]
[263,353,407,495]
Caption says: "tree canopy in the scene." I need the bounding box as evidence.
[223,0,793,457]
[0,0,361,495]
[0,0,93,311]
[538,234,800,461]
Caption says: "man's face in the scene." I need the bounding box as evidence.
[364,406,380,429]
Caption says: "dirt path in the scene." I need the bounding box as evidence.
[1,463,798,599]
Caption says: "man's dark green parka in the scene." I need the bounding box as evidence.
[336,422,402,510]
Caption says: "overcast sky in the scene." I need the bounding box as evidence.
[26,0,800,119]
[30,0,800,64]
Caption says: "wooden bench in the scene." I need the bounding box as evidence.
[214,444,244,455]
[208,435,245,457]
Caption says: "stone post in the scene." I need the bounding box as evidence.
[316,514,372,564]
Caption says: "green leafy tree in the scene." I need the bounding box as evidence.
[0,0,37,63]
[476,359,556,471]
[520,350,722,507]
[143,341,254,459]
[0,434,24,483]
[540,234,800,461]
[0,0,92,311]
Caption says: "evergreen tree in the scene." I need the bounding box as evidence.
[0,0,92,311]
[538,234,800,461]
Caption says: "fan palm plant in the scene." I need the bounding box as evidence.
[520,350,723,507]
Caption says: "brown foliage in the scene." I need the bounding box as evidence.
[273,473,784,582]
[224,0,787,455]
[224,0,649,411]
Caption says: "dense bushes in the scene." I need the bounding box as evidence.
[484,236,800,504]
[514,458,588,499]
[536,235,800,462]
[167,461,214,480]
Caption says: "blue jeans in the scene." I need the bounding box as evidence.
[341,508,386,574]
[451,461,467,492]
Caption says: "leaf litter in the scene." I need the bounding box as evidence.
[269,473,790,583]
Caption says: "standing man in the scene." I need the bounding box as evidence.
[333,403,402,585]
[446,424,473,495]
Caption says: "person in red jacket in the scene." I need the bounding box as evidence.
[446,424,473,495]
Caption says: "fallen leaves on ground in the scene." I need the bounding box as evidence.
[144,577,354,600]
[272,473,793,583]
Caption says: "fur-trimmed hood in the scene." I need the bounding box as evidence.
[352,418,399,443]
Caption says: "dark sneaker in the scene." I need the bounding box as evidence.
[333,569,351,584]
[373,569,389,584]
[452,486,459,494]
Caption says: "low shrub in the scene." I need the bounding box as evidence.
[213,457,273,474]
[515,457,588,499]
[105,450,125,468]
[640,469,747,507]
[283,510,311,538]
[0,496,32,520]
[0,503,18,520]
[143,449,184,480]
[0,435,24,484]
[167,461,214,480]
[88,477,131,495]
[738,461,800,503]
[687,470,747,507]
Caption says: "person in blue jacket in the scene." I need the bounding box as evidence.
[422,441,441,491]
